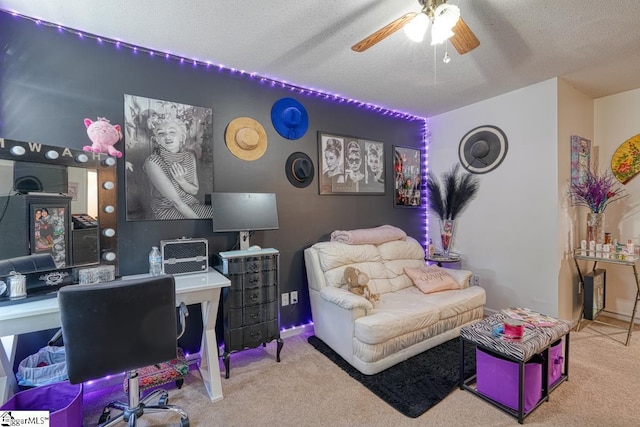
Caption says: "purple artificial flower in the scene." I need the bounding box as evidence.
[569,168,626,213]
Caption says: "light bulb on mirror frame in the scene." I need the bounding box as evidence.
[75,153,89,163]
[10,146,26,156]
[45,150,60,160]
[102,252,116,262]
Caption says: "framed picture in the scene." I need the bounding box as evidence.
[123,94,214,221]
[318,131,385,195]
[393,145,422,207]
[571,135,591,185]
[30,198,72,268]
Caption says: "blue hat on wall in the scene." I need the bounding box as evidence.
[271,97,309,140]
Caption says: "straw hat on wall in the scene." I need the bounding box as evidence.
[225,117,268,161]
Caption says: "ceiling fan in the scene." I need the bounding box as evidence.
[351,0,479,55]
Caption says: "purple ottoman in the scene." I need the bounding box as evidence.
[476,347,542,414]
[548,339,564,386]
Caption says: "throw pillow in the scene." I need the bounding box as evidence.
[404,265,460,294]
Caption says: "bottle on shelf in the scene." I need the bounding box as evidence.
[428,238,435,258]
[149,246,162,276]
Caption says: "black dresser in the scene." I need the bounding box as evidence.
[215,248,283,378]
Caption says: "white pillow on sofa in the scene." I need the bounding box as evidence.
[404,265,461,294]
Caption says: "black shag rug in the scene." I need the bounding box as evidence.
[308,335,475,418]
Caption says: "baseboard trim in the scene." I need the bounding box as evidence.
[281,323,314,339]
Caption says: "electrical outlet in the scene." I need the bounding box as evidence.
[281,292,289,306]
[290,291,298,304]
[472,275,480,286]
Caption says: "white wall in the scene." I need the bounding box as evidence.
[594,88,640,321]
[557,79,594,322]
[429,77,640,323]
[429,79,561,316]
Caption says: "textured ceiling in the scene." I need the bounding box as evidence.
[1,0,640,118]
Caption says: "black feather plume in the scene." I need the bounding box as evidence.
[426,164,480,221]
[426,171,446,220]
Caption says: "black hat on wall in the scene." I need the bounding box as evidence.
[285,152,314,188]
[458,125,508,174]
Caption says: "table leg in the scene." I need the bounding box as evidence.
[541,348,549,402]
[518,361,524,424]
[573,256,585,332]
[0,336,19,405]
[197,291,224,402]
[564,333,570,381]
[459,338,465,389]
[626,265,640,346]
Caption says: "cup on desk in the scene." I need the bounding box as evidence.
[8,271,26,300]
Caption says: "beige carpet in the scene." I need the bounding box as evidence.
[83,318,640,426]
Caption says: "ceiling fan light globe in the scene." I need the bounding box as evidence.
[431,22,455,45]
[430,3,460,45]
[434,4,460,27]
[404,13,429,42]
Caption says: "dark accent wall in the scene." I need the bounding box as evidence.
[0,12,425,332]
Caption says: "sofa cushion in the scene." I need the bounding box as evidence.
[311,237,426,294]
[354,293,440,344]
[314,242,382,271]
[404,266,460,294]
[423,285,486,320]
[353,286,486,345]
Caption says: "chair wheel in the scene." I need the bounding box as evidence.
[98,408,111,424]
[180,418,190,427]
[176,378,184,389]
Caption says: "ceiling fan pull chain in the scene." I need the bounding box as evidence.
[443,42,451,63]
[433,45,437,86]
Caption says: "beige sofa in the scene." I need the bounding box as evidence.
[304,234,486,375]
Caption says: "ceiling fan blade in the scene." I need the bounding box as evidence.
[351,12,418,52]
[449,17,480,55]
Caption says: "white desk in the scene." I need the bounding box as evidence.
[0,268,230,404]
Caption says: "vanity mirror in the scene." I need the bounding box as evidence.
[0,138,118,275]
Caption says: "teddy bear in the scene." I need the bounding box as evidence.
[83,117,123,158]
[344,266,380,304]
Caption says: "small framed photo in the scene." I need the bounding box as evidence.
[318,131,385,195]
[67,182,78,201]
[393,145,422,207]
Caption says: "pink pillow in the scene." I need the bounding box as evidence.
[404,266,461,294]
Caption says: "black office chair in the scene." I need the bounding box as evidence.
[58,275,190,427]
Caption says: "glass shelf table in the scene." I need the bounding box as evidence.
[572,249,640,346]
[426,252,461,267]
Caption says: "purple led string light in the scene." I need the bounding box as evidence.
[3,9,425,122]
[4,7,433,243]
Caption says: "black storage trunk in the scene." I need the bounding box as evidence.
[160,238,208,275]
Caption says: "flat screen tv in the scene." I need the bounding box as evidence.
[14,163,68,194]
[208,192,279,250]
